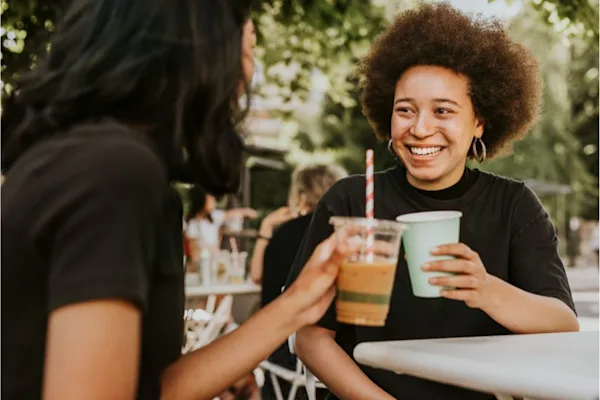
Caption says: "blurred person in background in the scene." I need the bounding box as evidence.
[0,0,353,399]
[250,163,347,399]
[185,185,257,262]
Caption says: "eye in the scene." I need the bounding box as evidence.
[395,107,414,114]
[435,108,453,115]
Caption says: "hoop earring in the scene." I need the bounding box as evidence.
[472,137,487,163]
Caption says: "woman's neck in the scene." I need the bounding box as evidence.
[406,165,466,191]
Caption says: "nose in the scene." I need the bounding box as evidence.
[411,112,435,139]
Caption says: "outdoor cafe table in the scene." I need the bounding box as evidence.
[185,281,261,297]
[353,331,599,400]
[185,281,261,315]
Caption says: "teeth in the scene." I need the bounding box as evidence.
[410,146,442,155]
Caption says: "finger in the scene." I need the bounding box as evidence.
[431,243,477,260]
[440,289,476,302]
[373,240,397,258]
[429,275,480,289]
[304,235,337,269]
[422,259,476,274]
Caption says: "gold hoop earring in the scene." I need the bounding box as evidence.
[472,137,487,163]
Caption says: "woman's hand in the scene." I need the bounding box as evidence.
[283,234,355,327]
[422,243,492,309]
[259,207,293,238]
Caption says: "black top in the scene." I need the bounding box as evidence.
[1,121,185,399]
[261,213,314,308]
[260,213,313,369]
[285,165,575,400]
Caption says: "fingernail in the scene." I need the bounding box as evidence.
[429,277,437,284]
[421,263,430,270]
[430,247,439,254]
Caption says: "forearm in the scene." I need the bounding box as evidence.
[161,293,300,400]
[482,275,579,334]
[249,239,268,283]
[225,208,254,219]
[296,326,394,400]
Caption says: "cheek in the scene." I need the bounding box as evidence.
[242,57,255,83]
[390,114,411,139]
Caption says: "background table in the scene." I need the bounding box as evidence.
[186,281,261,316]
[354,331,599,400]
[186,281,261,297]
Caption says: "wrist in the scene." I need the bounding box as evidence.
[480,274,503,314]
[277,287,306,331]
[259,222,273,238]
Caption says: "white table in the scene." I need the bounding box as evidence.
[183,282,262,353]
[185,282,261,297]
[185,281,261,317]
[353,331,599,400]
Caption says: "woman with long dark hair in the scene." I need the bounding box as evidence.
[1,1,350,399]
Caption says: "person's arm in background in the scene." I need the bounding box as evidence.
[284,198,394,400]
[250,207,292,283]
[224,207,258,220]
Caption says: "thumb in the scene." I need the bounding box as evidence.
[304,235,337,271]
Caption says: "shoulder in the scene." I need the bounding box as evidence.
[321,171,387,202]
[477,170,549,226]
[273,214,313,238]
[53,121,166,191]
[5,121,168,217]
[477,170,534,203]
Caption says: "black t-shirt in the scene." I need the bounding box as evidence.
[1,121,185,399]
[260,213,313,369]
[285,165,575,400]
[261,213,314,308]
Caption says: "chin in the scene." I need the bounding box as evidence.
[407,167,445,183]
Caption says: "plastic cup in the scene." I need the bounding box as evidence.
[396,211,462,298]
[229,251,248,284]
[329,217,407,327]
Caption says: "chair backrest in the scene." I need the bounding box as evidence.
[197,295,233,348]
[282,286,322,400]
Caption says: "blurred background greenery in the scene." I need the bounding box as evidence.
[2,0,598,258]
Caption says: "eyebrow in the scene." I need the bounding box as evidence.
[394,97,462,108]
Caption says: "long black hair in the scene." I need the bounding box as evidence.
[2,0,251,195]
[185,185,212,223]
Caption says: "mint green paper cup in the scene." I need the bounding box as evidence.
[396,211,462,298]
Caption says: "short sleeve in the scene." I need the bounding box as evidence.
[186,220,200,239]
[508,184,575,313]
[40,137,166,312]
[212,209,226,226]
[285,200,337,330]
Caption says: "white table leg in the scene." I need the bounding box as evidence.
[495,394,515,400]
[270,372,284,400]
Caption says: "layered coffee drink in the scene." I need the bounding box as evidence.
[336,261,397,326]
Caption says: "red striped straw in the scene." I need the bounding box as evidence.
[366,149,374,262]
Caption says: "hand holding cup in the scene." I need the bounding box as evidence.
[423,243,491,309]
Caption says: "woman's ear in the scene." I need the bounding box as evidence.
[475,118,485,139]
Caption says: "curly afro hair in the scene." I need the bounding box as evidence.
[359,2,542,159]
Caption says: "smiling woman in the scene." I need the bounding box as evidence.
[283,3,579,400]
